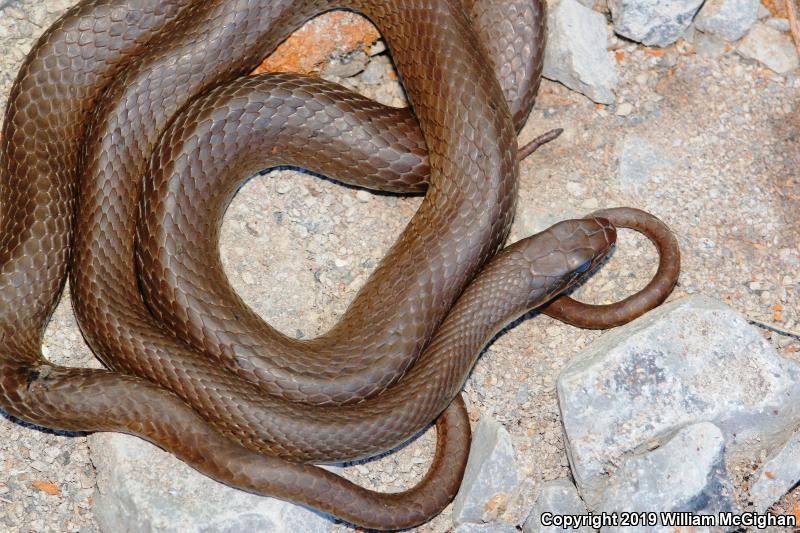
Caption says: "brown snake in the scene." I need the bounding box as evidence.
[0,0,680,529]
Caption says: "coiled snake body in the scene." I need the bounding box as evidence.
[0,0,679,529]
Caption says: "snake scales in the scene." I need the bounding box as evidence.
[0,0,679,529]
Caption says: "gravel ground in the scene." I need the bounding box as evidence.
[0,1,798,532]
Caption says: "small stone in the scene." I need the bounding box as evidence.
[29,460,47,472]
[615,102,633,116]
[452,416,519,525]
[522,480,591,533]
[543,0,618,104]
[758,2,771,19]
[275,182,292,194]
[737,22,800,73]
[599,422,733,533]
[609,0,704,46]
[694,0,760,42]
[355,190,371,202]
[27,4,48,26]
[565,181,586,197]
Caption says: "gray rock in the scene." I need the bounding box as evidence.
[599,422,733,533]
[90,433,334,533]
[749,423,800,512]
[543,0,618,104]
[455,523,519,533]
[523,480,591,533]
[616,135,673,193]
[694,0,760,41]
[453,416,519,525]
[737,22,800,73]
[557,295,800,507]
[608,0,704,46]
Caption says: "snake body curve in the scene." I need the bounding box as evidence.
[0,0,679,529]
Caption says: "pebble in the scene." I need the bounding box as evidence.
[355,190,371,202]
[565,181,587,197]
[615,102,633,116]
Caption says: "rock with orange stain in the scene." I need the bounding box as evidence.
[254,12,379,75]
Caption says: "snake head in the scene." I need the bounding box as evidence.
[521,216,616,300]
